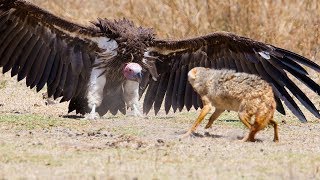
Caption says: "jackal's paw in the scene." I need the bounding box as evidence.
[178,133,192,140]
[238,136,259,142]
[178,131,202,140]
[204,123,212,129]
[84,113,100,120]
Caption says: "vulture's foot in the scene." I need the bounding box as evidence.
[84,112,100,120]
[127,109,143,117]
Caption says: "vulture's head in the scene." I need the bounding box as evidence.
[92,18,159,81]
[123,63,143,82]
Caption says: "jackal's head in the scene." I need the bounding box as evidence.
[188,67,208,87]
[188,68,198,85]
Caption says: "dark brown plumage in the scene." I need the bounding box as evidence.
[0,0,319,122]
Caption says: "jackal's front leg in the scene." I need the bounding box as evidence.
[180,100,212,139]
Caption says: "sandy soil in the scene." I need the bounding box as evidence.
[1,72,320,180]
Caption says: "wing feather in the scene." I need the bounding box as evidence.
[276,48,320,72]
[171,68,181,113]
[270,56,320,95]
[12,34,38,78]
[18,38,43,82]
[36,49,57,92]
[54,61,69,99]
[143,79,159,114]
[27,44,49,88]
[0,18,22,59]
[154,73,170,114]
[177,64,187,111]
[60,65,76,102]
[228,51,243,72]
[164,61,177,113]
[8,31,33,75]
[47,56,63,97]
[254,63,306,121]
[184,78,193,111]
[0,16,19,46]
[47,53,61,87]
[30,47,52,89]
[260,59,320,118]
[1,27,28,72]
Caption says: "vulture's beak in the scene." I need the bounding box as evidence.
[135,72,143,83]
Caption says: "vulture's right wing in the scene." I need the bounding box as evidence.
[143,32,320,122]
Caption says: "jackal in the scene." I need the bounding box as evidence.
[183,67,279,142]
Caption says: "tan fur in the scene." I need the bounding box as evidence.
[183,67,279,142]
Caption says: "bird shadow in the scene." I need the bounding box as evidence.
[61,114,84,119]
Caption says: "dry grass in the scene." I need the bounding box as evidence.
[29,0,320,63]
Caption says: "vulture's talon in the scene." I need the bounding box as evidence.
[84,113,100,120]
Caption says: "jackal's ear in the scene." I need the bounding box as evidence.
[188,68,197,79]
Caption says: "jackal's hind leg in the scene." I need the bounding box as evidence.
[269,119,279,142]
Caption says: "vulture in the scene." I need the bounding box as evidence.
[0,0,319,122]
[122,63,143,117]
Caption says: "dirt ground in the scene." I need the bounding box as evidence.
[1,72,320,180]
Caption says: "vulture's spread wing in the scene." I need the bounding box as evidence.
[144,32,320,122]
[0,0,114,114]
[0,0,97,98]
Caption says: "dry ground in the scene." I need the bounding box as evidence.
[1,72,320,179]
[1,0,320,179]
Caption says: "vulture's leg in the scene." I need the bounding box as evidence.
[123,80,142,117]
[85,67,106,120]
[131,103,142,117]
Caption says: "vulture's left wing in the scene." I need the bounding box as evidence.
[143,32,320,122]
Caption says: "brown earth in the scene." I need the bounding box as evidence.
[1,0,320,179]
[1,71,320,179]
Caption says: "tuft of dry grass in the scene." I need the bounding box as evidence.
[28,0,320,63]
